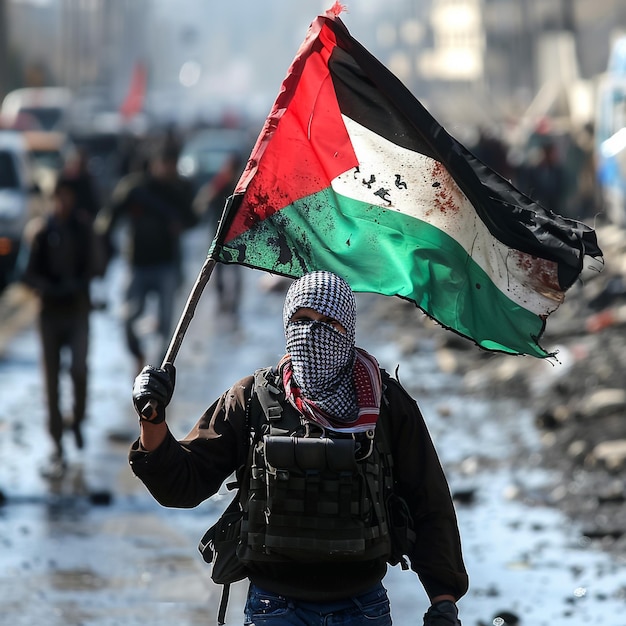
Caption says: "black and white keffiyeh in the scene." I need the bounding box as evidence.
[283,271,358,422]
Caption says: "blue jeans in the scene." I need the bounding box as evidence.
[243,582,392,625]
[123,263,179,361]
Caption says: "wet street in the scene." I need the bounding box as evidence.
[2,226,626,625]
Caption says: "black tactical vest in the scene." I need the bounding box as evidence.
[235,367,395,565]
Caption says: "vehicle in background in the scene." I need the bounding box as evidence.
[0,131,43,292]
[22,130,77,198]
[177,126,252,194]
[0,87,73,132]
[595,36,626,225]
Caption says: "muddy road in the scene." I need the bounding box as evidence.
[1,226,625,625]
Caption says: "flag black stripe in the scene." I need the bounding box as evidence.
[326,17,601,288]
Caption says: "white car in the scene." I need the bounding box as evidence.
[0,131,42,291]
[0,87,73,132]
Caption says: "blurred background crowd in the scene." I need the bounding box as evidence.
[1,0,625,298]
[0,4,625,619]
[0,0,625,296]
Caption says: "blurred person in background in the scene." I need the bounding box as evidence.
[60,146,108,301]
[471,126,513,181]
[524,140,566,215]
[95,138,196,373]
[514,120,566,216]
[60,146,101,223]
[193,151,244,322]
[22,177,97,478]
[564,122,597,221]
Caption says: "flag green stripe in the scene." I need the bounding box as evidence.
[218,189,547,357]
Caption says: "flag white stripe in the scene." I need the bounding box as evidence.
[331,116,563,317]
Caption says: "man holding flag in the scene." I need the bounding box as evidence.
[131,271,467,625]
[127,3,601,624]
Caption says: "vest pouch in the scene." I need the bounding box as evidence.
[265,435,357,473]
[264,435,297,469]
[198,496,248,585]
[241,434,383,562]
[294,437,330,470]
[325,438,358,472]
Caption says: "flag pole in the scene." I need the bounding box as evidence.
[140,194,239,420]
[159,191,242,367]
[140,254,216,420]
[160,254,217,366]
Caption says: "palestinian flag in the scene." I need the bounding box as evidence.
[211,2,602,358]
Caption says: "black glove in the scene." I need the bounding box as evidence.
[423,600,461,626]
[132,363,176,424]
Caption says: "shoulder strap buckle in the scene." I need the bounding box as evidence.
[266,405,282,420]
[253,367,284,422]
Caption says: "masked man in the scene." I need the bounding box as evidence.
[130,271,467,625]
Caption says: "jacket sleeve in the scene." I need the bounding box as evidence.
[383,377,469,601]
[93,173,139,241]
[128,375,254,508]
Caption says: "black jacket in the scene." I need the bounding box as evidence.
[22,213,93,313]
[97,171,196,268]
[129,370,468,602]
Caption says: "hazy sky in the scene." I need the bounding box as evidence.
[144,1,400,123]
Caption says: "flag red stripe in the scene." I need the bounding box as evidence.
[227,20,357,242]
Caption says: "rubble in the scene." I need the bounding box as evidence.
[440,222,626,557]
[372,221,626,561]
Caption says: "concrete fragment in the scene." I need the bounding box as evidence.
[590,440,626,472]
[578,388,626,420]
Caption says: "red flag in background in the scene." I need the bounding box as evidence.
[120,61,147,119]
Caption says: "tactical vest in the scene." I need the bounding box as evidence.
[199,367,416,625]
[235,367,395,565]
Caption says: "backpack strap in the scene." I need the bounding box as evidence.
[216,583,230,625]
[252,366,304,437]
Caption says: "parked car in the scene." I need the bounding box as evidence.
[0,131,43,292]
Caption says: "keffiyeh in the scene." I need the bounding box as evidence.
[279,348,382,433]
[282,271,381,430]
